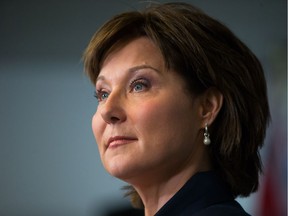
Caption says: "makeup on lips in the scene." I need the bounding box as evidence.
[107,136,138,149]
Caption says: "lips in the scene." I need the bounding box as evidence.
[107,136,138,148]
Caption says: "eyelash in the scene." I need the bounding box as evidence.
[129,78,150,92]
[94,90,109,102]
[94,78,151,102]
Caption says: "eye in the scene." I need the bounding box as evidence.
[130,78,150,92]
[134,83,144,91]
[94,90,109,102]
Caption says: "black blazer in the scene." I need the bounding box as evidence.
[155,171,251,216]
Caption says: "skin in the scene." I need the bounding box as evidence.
[92,37,222,216]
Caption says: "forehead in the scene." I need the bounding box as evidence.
[99,37,165,75]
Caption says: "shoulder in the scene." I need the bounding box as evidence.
[155,172,251,216]
[191,201,251,216]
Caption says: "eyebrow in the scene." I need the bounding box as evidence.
[96,64,160,84]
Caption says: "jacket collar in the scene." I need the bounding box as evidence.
[155,171,234,216]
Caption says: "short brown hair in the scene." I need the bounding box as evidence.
[83,2,270,207]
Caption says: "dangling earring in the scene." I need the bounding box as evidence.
[203,123,211,145]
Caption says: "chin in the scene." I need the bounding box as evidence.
[105,160,138,181]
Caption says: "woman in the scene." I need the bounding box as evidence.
[83,2,270,216]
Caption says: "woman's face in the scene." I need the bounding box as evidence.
[92,37,205,184]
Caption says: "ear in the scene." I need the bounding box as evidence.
[199,87,223,127]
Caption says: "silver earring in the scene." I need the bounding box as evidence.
[203,124,211,145]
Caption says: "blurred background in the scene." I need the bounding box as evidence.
[0,0,286,215]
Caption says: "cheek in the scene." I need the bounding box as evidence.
[133,96,199,145]
[92,112,104,149]
[132,98,182,136]
[134,100,166,127]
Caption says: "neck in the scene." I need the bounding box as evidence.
[140,170,196,216]
[133,149,212,216]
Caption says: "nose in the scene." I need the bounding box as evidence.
[100,90,127,124]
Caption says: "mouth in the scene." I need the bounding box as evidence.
[107,136,138,149]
